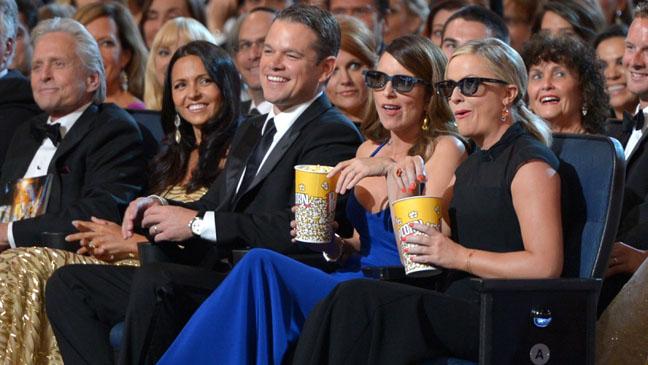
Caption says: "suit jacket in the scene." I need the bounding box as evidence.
[1,103,147,245]
[0,70,41,169]
[167,94,362,266]
[606,115,648,248]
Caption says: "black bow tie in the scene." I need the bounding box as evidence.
[634,111,645,131]
[31,122,62,146]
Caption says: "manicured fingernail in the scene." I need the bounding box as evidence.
[408,222,414,227]
[401,236,407,242]
[417,175,426,182]
[403,247,409,253]
[409,182,416,190]
[401,187,406,193]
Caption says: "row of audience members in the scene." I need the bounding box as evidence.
[0,0,645,363]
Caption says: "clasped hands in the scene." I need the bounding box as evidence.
[121,197,197,242]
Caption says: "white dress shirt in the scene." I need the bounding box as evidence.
[8,103,91,246]
[625,105,648,159]
[250,100,273,115]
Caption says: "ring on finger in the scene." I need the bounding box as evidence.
[613,257,618,264]
[110,254,115,261]
[395,168,403,177]
[152,225,158,234]
[88,241,95,249]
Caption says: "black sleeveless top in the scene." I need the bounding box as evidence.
[442,123,559,294]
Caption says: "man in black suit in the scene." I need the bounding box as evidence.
[0,17,145,247]
[0,0,40,169]
[600,4,648,312]
[230,7,275,116]
[46,5,362,365]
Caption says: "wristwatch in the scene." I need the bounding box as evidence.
[188,216,204,236]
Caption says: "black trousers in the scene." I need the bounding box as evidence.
[45,262,228,365]
[291,279,480,364]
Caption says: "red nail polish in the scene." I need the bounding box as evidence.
[408,222,414,227]
[402,236,407,242]
[401,187,406,193]
[417,175,426,182]
[409,182,416,190]
[403,248,409,253]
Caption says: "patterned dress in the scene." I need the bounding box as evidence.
[0,186,206,364]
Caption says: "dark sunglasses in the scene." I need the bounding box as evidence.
[364,70,430,93]
[435,77,508,98]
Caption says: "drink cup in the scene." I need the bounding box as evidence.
[392,196,443,277]
[294,165,338,243]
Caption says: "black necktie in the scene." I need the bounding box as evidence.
[238,118,276,196]
[31,122,62,146]
[634,111,645,131]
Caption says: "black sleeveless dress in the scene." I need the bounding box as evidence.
[291,123,560,364]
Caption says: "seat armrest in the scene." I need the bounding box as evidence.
[474,278,600,365]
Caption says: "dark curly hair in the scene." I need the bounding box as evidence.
[522,33,608,135]
[149,40,241,194]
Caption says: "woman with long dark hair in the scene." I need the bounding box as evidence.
[0,41,239,364]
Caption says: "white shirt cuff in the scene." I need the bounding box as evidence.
[200,211,217,242]
[7,221,15,248]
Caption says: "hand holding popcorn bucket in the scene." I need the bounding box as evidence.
[392,196,443,277]
[294,165,338,243]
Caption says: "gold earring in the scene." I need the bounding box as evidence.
[500,107,509,122]
[421,117,429,131]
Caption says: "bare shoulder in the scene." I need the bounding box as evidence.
[356,140,382,158]
[429,135,466,159]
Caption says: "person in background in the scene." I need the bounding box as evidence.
[143,17,215,110]
[426,0,466,46]
[383,0,428,44]
[139,0,205,48]
[502,0,539,52]
[599,0,634,26]
[533,0,606,44]
[594,25,638,121]
[326,15,377,128]
[76,2,148,109]
[228,7,275,116]
[0,0,40,170]
[524,33,608,134]
[9,0,36,76]
[329,0,388,49]
[441,4,509,59]
[37,3,75,21]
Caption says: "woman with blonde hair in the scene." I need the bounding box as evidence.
[292,38,562,364]
[143,17,215,110]
[76,1,148,109]
[326,15,377,130]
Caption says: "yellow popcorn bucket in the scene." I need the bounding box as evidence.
[392,196,443,277]
[294,165,338,243]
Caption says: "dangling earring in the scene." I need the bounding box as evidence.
[581,106,588,116]
[500,107,509,122]
[615,8,623,25]
[174,114,182,144]
[120,70,128,92]
[421,117,429,131]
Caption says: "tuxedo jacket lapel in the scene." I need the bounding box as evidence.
[239,95,331,198]
[48,105,97,174]
[628,131,648,169]
[224,116,265,205]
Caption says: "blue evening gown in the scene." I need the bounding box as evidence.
[158,146,401,365]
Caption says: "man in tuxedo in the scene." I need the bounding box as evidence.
[0,0,40,169]
[46,5,362,365]
[0,18,145,246]
[231,7,275,116]
[600,3,648,312]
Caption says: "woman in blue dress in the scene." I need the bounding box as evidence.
[157,35,467,364]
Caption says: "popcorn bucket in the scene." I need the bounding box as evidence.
[294,165,338,243]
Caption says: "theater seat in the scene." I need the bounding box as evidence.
[376,134,625,364]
